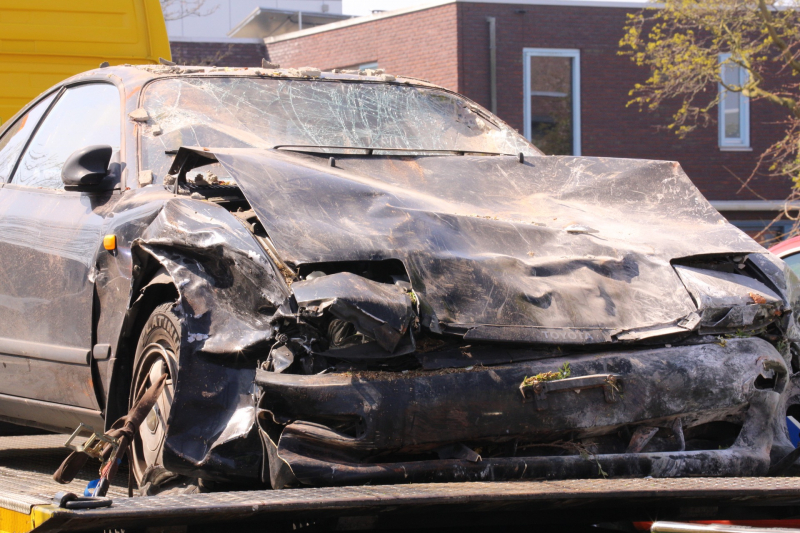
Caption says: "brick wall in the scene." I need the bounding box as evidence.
[169,41,267,68]
[457,3,793,205]
[265,4,460,92]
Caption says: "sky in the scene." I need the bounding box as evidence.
[342,0,648,17]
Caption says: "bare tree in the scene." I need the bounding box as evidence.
[160,0,219,22]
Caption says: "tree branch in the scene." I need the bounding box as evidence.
[756,0,800,75]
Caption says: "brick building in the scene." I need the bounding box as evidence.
[171,0,799,243]
[170,38,268,67]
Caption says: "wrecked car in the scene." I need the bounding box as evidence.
[0,63,799,494]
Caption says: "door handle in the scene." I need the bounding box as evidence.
[520,373,622,410]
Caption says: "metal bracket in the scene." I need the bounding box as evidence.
[64,423,119,461]
[520,373,622,411]
[53,491,112,510]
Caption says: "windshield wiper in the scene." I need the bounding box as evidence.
[273,145,514,156]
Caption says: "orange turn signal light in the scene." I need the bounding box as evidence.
[103,235,116,251]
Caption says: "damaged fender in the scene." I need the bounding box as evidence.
[130,198,287,480]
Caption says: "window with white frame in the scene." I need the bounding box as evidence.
[719,53,750,149]
[523,48,581,156]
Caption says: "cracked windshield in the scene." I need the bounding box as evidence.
[140,77,538,181]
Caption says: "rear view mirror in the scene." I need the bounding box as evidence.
[61,145,112,187]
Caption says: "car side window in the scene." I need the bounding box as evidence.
[12,84,121,190]
[0,93,56,183]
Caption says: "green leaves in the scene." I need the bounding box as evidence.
[520,362,572,388]
[620,0,800,187]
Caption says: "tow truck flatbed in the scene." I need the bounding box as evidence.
[2,434,800,533]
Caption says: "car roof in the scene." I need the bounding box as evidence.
[0,64,450,139]
[59,64,444,92]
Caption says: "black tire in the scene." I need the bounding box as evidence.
[129,303,199,495]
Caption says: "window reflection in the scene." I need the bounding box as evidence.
[140,78,538,182]
[13,84,120,190]
[718,54,749,148]
[722,63,741,139]
[783,253,800,277]
[528,55,574,155]
[0,93,55,183]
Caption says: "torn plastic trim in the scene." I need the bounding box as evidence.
[461,325,613,344]
[675,265,784,331]
[165,146,220,190]
[675,265,782,308]
[262,389,779,487]
[291,272,415,353]
[747,252,800,342]
[256,337,787,487]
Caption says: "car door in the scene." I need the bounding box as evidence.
[0,82,122,412]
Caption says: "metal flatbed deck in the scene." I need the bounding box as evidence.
[0,434,128,513]
[2,434,800,532]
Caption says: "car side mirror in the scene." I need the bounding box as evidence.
[61,145,113,187]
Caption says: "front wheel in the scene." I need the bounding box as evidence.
[129,303,199,495]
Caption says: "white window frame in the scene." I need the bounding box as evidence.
[523,48,581,156]
[718,53,751,150]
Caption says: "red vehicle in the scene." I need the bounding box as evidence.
[770,235,800,276]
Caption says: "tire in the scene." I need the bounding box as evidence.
[129,303,199,495]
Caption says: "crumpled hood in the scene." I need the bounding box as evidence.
[209,148,768,342]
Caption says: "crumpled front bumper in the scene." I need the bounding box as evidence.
[256,337,790,488]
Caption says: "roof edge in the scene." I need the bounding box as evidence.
[265,0,455,43]
[228,6,263,37]
[228,7,353,38]
[170,35,265,44]
[264,0,653,44]
[711,200,800,212]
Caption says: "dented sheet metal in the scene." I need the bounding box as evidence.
[675,266,784,330]
[8,66,800,491]
[292,273,414,353]
[133,199,286,353]
[206,147,762,342]
[130,199,287,479]
[126,72,800,488]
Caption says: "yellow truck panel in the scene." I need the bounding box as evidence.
[0,0,170,124]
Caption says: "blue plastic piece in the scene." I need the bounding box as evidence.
[787,416,800,447]
[84,478,99,497]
